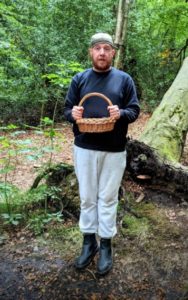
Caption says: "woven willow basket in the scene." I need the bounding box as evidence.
[76,92,116,133]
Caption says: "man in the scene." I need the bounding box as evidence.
[64,32,140,275]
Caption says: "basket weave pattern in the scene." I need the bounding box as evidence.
[76,92,116,133]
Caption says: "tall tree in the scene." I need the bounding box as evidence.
[114,0,131,69]
[125,57,188,198]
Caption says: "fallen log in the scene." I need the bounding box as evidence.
[126,139,188,200]
[31,140,188,205]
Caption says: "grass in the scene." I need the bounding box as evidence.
[121,214,150,239]
[38,223,82,259]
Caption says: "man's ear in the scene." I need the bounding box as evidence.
[89,48,92,57]
[112,49,116,57]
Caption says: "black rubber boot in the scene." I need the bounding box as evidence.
[97,238,112,275]
[74,234,99,270]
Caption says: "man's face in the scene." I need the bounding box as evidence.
[89,43,115,71]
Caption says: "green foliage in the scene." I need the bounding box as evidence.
[1,213,23,226]
[0,182,21,217]
[0,121,64,230]
[0,180,27,228]
[121,214,150,239]
[27,211,63,235]
[0,0,116,124]
[42,62,84,88]
[126,0,188,110]
[0,0,187,117]
[23,185,63,236]
[24,184,63,213]
[0,182,63,232]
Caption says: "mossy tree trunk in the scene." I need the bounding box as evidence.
[139,57,188,163]
[125,57,188,198]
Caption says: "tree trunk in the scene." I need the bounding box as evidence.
[124,57,188,198]
[114,0,130,69]
[125,139,188,199]
[139,57,188,163]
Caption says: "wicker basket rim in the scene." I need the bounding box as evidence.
[76,92,116,132]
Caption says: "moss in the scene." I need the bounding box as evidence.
[38,223,82,259]
[141,132,181,162]
[182,283,188,293]
[120,198,182,252]
[133,202,182,238]
[146,205,179,235]
[133,202,156,216]
[140,100,187,162]
[121,214,150,239]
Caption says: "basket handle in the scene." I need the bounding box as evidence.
[78,92,112,107]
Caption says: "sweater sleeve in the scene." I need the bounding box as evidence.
[120,76,140,123]
[64,75,80,123]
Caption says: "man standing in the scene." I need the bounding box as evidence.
[64,32,140,275]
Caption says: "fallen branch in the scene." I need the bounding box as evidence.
[126,139,188,199]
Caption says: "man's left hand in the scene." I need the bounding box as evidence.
[108,105,120,120]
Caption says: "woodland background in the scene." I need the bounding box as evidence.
[1,0,188,125]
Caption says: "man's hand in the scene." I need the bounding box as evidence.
[72,106,84,120]
[108,105,120,120]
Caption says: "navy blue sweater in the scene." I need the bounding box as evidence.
[64,67,140,152]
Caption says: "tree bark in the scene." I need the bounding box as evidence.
[114,0,130,69]
[125,139,188,200]
[139,57,188,163]
[124,57,188,198]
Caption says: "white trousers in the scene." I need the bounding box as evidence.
[74,145,126,238]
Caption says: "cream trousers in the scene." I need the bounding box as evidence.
[74,145,126,238]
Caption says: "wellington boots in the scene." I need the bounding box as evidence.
[97,238,112,275]
[74,234,99,270]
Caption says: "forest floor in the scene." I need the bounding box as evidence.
[0,113,188,300]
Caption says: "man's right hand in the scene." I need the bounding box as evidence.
[72,106,84,120]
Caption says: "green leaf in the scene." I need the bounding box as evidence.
[1,213,10,219]
[14,139,32,145]
[12,220,19,225]
[7,124,18,130]
[26,154,42,161]
[41,117,53,126]
[0,166,16,174]
[10,130,26,136]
